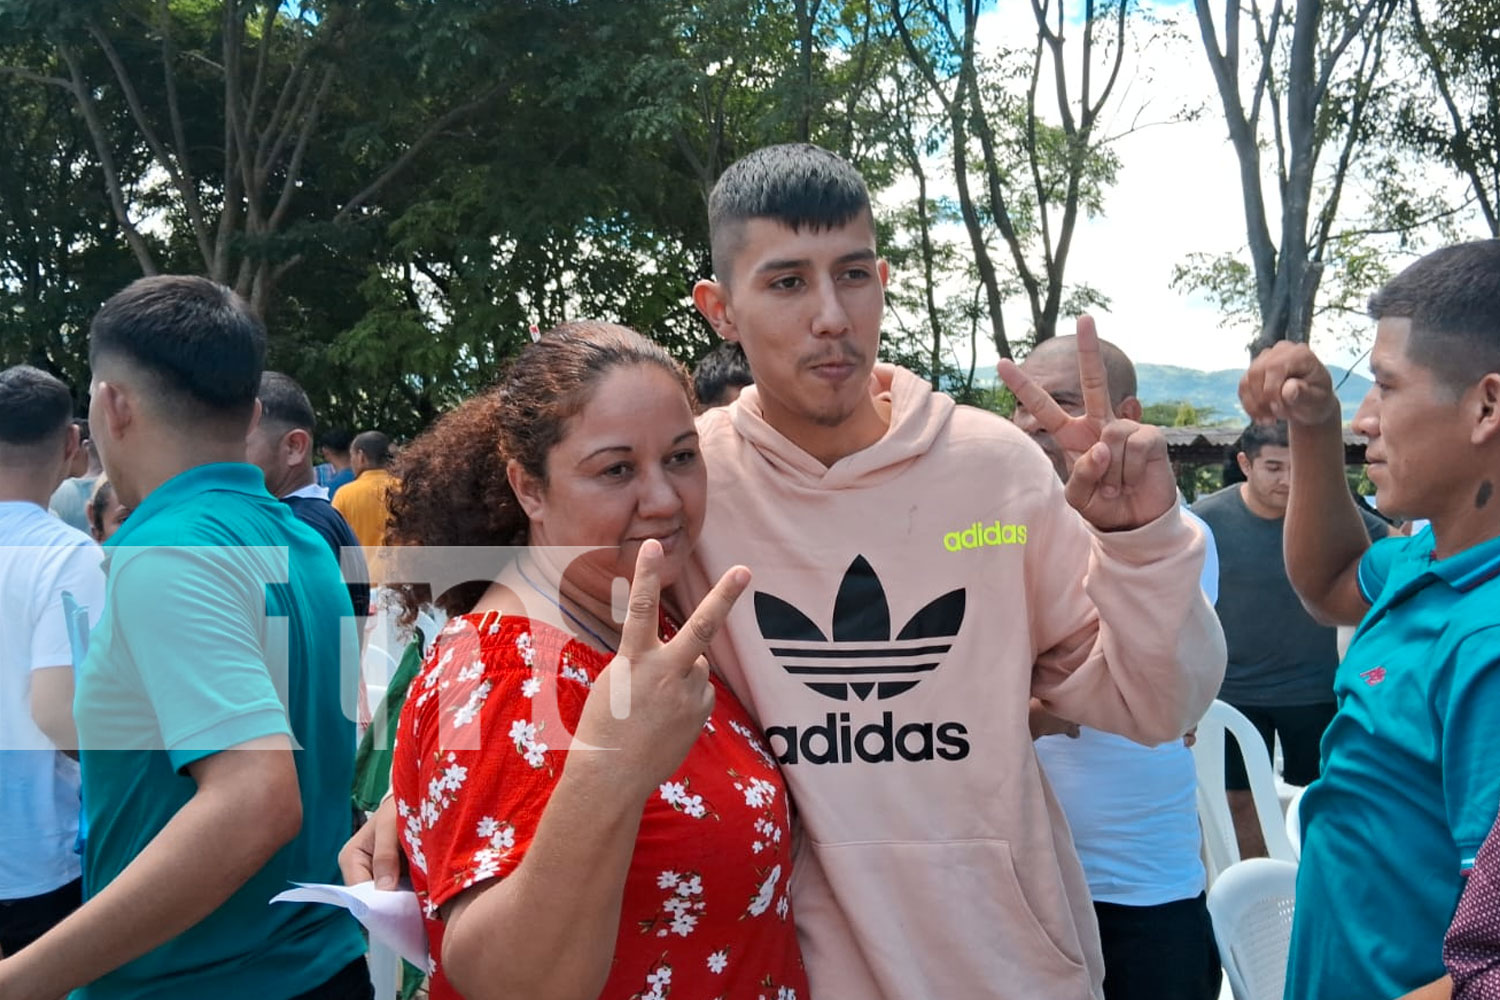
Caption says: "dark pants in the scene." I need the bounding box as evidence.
[289,957,375,1000]
[1096,893,1222,1000]
[0,878,82,956]
[1223,701,1337,790]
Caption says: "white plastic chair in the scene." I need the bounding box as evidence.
[1191,700,1298,884]
[1207,858,1299,1000]
[1284,785,1304,860]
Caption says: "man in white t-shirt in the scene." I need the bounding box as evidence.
[0,365,105,956]
[1013,336,1222,1000]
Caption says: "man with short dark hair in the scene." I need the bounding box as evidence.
[1192,421,1387,858]
[1241,239,1500,1000]
[0,365,103,958]
[332,430,394,552]
[683,143,1225,998]
[0,276,369,999]
[693,341,754,409]
[316,428,355,497]
[48,418,102,533]
[247,372,370,620]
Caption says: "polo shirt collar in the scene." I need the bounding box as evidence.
[106,462,267,549]
[1429,530,1500,593]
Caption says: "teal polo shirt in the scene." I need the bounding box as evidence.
[74,463,364,999]
[1286,526,1500,1000]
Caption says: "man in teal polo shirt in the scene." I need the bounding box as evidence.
[1241,238,1500,1000]
[0,276,369,999]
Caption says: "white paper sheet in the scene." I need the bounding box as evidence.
[271,881,428,968]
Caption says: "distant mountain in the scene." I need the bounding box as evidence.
[1133,364,1371,424]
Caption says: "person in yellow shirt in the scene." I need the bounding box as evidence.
[331,430,394,551]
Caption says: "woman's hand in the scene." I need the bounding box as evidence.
[339,795,404,890]
[572,539,750,801]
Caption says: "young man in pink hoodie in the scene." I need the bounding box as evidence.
[684,143,1226,999]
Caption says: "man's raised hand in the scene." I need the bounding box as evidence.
[998,315,1176,531]
[573,540,749,801]
[1239,341,1341,428]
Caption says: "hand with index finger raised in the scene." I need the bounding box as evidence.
[572,540,750,803]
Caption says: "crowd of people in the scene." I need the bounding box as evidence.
[0,142,1497,1000]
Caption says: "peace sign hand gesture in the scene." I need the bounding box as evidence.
[997,315,1177,531]
[572,540,750,803]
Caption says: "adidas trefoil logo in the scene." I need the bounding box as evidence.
[754,555,966,701]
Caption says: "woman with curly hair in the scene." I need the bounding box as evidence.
[383,322,807,1000]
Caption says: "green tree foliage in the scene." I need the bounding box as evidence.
[1398,0,1500,234]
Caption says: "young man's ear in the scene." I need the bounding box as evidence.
[1471,373,1500,445]
[94,382,134,443]
[506,458,545,521]
[1236,451,1253,479]
[691,280,739,344]
[877,257,890,288]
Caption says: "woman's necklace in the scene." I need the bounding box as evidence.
[514,559,619,653]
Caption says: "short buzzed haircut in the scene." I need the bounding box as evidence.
[257,371,316,434]
[707,143,873,283]
[1239,420,1290,461]
[0,365,74,448]
[693,342,754,408]
[1368,239,1500,394]
[1024,334,1139,410]
[351,430,392,468]
[89,275,266,421]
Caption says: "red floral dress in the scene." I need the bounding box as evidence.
[391,611,808,1000]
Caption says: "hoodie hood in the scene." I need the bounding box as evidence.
[721,363,956,490]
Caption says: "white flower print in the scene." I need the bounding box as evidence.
[560,655,593,688]
[746,864,781,918]
[640,868,706,940]
[457,657,484,683]
[706,950,728,974]
[657,778,714,819]
[451,679,492,728]
[729,718,778,769]
[521,674,542,698]
[475,816,500,839]
[509,718,550,770]
[515,632,536,668]
[776,893,790,920]
[630,960,673,1000]
[740,777,777,810]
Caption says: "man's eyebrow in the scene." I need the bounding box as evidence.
[757,257,810,274]
[755,248,877,274]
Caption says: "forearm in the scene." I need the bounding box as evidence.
[0,771,295,999]
[1286,414,1371,624]
[1036,506,1226,744]
[443,756,647,1000]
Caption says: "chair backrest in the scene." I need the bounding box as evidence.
[1191,700,1298,883]
[1284,785,1305,860]
[1207,858,1299,1000]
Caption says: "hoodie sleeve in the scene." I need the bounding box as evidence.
[1027,485,1227,746]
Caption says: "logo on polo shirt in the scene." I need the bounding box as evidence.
[1360,666,1387,686]
[754,555,971,765]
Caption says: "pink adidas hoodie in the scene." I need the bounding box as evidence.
[681,365,1226,1000]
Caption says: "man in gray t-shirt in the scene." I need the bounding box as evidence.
[1192,420,1388,857]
